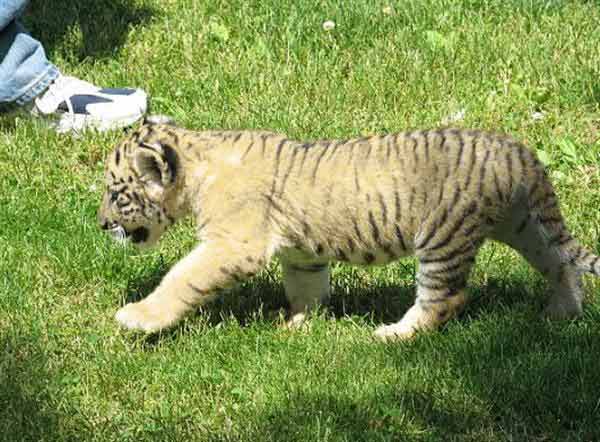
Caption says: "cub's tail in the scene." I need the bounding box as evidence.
[527,163,600,276]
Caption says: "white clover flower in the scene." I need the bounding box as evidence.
[322,20,335,31]
[382,6,394,15]
[441,108,466,125]
[531,111,545,121]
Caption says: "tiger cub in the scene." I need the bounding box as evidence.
[97,116,600,340]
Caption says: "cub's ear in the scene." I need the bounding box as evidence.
[143,114,176,126]
[134,142,179,200]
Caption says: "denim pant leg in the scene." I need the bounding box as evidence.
[0,0,59,106]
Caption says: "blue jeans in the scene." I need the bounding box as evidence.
[0,0,58,105]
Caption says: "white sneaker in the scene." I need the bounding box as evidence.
[32,74,147,133]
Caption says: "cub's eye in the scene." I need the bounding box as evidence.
[110,191,119,202]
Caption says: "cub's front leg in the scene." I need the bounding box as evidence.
[115,239,270,333]
[280,259,330,328]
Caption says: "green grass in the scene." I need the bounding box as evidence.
[2,0,600,440]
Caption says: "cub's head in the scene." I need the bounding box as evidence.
[97,116,182,248]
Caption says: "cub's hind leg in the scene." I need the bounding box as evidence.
[492,210,583,320]
[374,259,474,342]
[280,259,330,328]
[375,217,484,342]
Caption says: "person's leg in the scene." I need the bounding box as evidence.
[0,0,57,106]
[0,20,58,106]
[0,0,29,29]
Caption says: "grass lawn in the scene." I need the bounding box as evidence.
[2,0,600,440]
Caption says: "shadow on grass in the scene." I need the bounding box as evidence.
[122,259,415,327]
[23,0,157,60]
[0,116,17,133]
[123,254,171,304]
[122,254,555,344]
[105,258,600,439]
[0,335,60,442]
[251,389,471,442]
[456,327,600,440]
[244,322,600,441]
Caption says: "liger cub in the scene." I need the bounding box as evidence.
[97,116,600,341]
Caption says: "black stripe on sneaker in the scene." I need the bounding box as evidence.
[58,95,113,114]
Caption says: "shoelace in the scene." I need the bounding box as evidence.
[34,75,94,133]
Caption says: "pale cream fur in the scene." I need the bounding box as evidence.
[98,121,600,340]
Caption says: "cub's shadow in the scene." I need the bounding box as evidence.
[247,323,600,441]
[124,259,537,340]
[124,262,416,328]
[252,389,468,442]
[22,0,157,60]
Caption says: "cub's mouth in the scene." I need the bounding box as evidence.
[106,225,149,244]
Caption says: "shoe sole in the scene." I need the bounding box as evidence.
[54,111,145,133]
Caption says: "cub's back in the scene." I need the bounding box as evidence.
[242,129,538,245]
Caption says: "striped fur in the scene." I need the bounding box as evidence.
[97,121,600,340]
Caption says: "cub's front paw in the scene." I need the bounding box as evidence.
[115,301,179,333]
[373,323,416,342]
